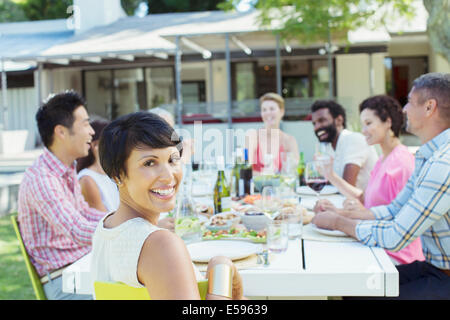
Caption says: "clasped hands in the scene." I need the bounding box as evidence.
[312,197,365,230]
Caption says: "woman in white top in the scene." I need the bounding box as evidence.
[90,112,244,300]
[77,118,119,212]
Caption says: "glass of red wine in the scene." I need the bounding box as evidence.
[305,161,328,203]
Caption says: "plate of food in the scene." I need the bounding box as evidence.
[202,226,267,243]
[187,240,263,263]
[310,223,347,237]
[206,212,241,231]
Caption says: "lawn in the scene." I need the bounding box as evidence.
[0,213,35,300]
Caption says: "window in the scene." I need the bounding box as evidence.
[146,67,175,109]
[114,68,145,118]
[234,62,256,101]
[84,70,113,119]
[385,57,428,106]
[182,81,206,103]
[312,59,332,98]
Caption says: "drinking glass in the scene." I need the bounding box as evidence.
[174,186,202,243]
[267,221,288,253]
[196,161,216,196]
[276,187,303,239]
[261,186,281,218]
[305,161,328,202]
[280,152,297,191]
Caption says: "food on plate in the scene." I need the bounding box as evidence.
[203,227,267,243]
[275,204,314,225]
[210,215,230,226]
[243,194,261,205]
[232,203,258,214]
[194,203,214,216]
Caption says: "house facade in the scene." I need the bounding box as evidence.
[1,0,449,159]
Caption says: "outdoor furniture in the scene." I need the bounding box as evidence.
[10,214,47,300]
[63,237,398,299]
[93,279,208,300]
[62,191,399,299]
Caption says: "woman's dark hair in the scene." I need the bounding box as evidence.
[99,111,183,180]
[311,100,347,128]
[76,118,110,173]
[36,90,86,148]
[359,95,404,137]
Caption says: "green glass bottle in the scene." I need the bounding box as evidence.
[240,148,253,195]
[232,148,244,197]
[213,156,231,214]
[297,151,306,186]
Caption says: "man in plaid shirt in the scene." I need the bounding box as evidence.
[18,91,106,300]
[313,73,450,299]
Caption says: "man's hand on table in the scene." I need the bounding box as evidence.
[313,199,338,213]
[312,211,358,239]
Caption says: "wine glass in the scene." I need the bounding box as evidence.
[304,161,328,203]
[261,186,281,219]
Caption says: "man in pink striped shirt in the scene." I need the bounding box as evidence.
[18,91,106,300]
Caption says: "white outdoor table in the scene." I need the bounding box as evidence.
[62,238,398,298]
[62,190,398,298]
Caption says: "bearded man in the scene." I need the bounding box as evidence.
[310,100,378,190]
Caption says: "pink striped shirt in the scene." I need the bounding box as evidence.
[18,148,106,277]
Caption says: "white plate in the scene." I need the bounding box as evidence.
[310,224,348,237]
[187,240,262,263]
[296,185,339,196]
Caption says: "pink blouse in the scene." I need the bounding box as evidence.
[364,144,425,265]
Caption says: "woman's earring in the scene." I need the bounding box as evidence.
[116,179,122,186]
[389,129,395,137]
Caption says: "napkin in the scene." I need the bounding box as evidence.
[302,224,357,242]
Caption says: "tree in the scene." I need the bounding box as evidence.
[121,0,223,15]
[16,0,72,21]
[221,0,416,97]
[0,0,26,22]
[423,0,450,62]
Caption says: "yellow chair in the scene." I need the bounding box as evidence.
[94,279,209,300]
[10,214,47,300]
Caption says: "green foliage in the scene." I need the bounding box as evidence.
[121,0,141,15]
[0,0,26,22]
[0,214,34,300]
[121,0,223,16]
[423,0,450,62]
[221,0,416,45]
[18,0,72,21]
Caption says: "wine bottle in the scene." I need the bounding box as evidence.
[213,156,231,214]
[240,148,253,195]
[297,151,306,186]
[232,148,244,197]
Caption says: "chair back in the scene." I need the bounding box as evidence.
[93,279,208,300]
[10,214,47,300]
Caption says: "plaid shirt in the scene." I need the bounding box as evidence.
[356,129,450,270]
[18,148,106,277]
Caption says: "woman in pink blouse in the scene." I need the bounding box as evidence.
[315,95,424,265]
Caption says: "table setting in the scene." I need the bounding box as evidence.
[62,162,400,298]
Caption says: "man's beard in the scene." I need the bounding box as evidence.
[315,124,337,143]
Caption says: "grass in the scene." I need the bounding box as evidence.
[0,213,35,300]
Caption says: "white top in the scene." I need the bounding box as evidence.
[90,213,203,295]
[77,168,120,212]
[324,129,378,190]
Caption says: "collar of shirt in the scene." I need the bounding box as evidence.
[41,147,77,177]
[416,129,450,161]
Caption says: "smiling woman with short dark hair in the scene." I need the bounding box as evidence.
[90,111,245,300]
